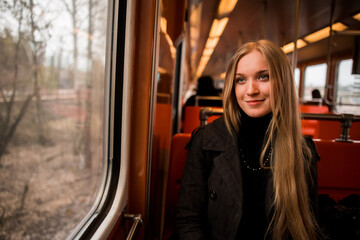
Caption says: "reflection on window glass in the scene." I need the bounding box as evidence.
[294,68,300,96]
[336,59,360,106]
[0,0,107,239]
[303,63,327,101]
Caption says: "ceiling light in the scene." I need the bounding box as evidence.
[332,22,348,31]
[199,55,210,65]
[203,48,214,57]
[170,46,176,59]
[195,15,230,78]
[353,13,360,22]
[160,17,167,33]
[218,0,238,17]
[209,18,229,38]
[282,39,307,54]
[195,36,220,77]
[165,34,173,48]
[196,64,207,78]
[190,38,197,47]
[158,66,167,74]
[196,55,211,77]
[205,37,220,49]
[304,27,330,43]
[164,33,176,59]
[220,72,226,79]
[304,22,347,43]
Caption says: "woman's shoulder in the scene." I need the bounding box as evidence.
[187,117,232,151]
[189,116,226,135]
[303,136,320,162]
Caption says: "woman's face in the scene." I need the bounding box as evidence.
[235,50,272,118]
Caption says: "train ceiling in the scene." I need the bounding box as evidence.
[187,0,360,79]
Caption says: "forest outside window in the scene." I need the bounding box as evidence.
[0,0,108,238]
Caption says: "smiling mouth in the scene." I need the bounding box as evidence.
[246,100,264,105]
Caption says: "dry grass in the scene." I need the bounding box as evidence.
[0,102,102,240]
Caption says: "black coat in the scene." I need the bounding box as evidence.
[175,117,319,240]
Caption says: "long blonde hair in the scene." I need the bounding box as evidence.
[223,40,319,240]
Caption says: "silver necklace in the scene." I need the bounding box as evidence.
[239,147,272,171]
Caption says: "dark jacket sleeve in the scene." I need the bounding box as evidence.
[176,127,210,240]
[304,137,320,219]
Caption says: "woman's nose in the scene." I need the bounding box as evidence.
[247,80,260,95]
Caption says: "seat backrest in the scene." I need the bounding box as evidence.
[350,122,360,140]
[299,105,360,140]
[314,140,360,202]
[300,105,329,138]
[163,133,191,239]
[317,120,360,140]
[300,105,330,114]
[182,106,222,133]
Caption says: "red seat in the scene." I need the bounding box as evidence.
[316,121,360,140]
[300,105,329,138]
[299,104,360,140]
[163,133,191,239]
[314,140,360,202]
[300,105,330,114]
[182,106,222,133]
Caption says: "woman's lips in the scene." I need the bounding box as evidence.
[246,99,264,106]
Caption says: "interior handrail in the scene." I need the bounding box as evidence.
[195,96,222,101]
[200,108,360,142]
[199,107,224,126]
[301,113,360,121]
[302,113,360,142]
[124,213,143,240]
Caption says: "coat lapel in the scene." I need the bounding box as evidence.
[213,146,243,209]
[203,118,243,209]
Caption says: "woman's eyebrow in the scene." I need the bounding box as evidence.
[257,70,269,74]
[235,70,269,75]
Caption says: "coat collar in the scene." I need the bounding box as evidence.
[202,117,234,151]
[203,118,244,209]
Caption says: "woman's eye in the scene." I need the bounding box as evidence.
[259,74,269,80]
[236,77,245,83]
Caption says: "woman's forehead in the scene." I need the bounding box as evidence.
[236,50,269,72]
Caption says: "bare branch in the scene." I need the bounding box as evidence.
[0,88,8,105]
[60,0,72,14]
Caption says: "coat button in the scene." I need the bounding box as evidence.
[209,190,217,200]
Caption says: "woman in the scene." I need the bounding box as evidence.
[176,40,321,239]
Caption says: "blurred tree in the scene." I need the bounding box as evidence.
[0,0,52,160]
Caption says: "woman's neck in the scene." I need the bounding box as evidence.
[239,108,272,138]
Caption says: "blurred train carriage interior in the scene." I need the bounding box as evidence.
[1,0,360,239]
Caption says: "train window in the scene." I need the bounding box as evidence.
[0,0,108,239]
[303,63,327,101]
[336,59,360,106]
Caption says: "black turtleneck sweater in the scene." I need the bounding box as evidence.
[236,109,273,239]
